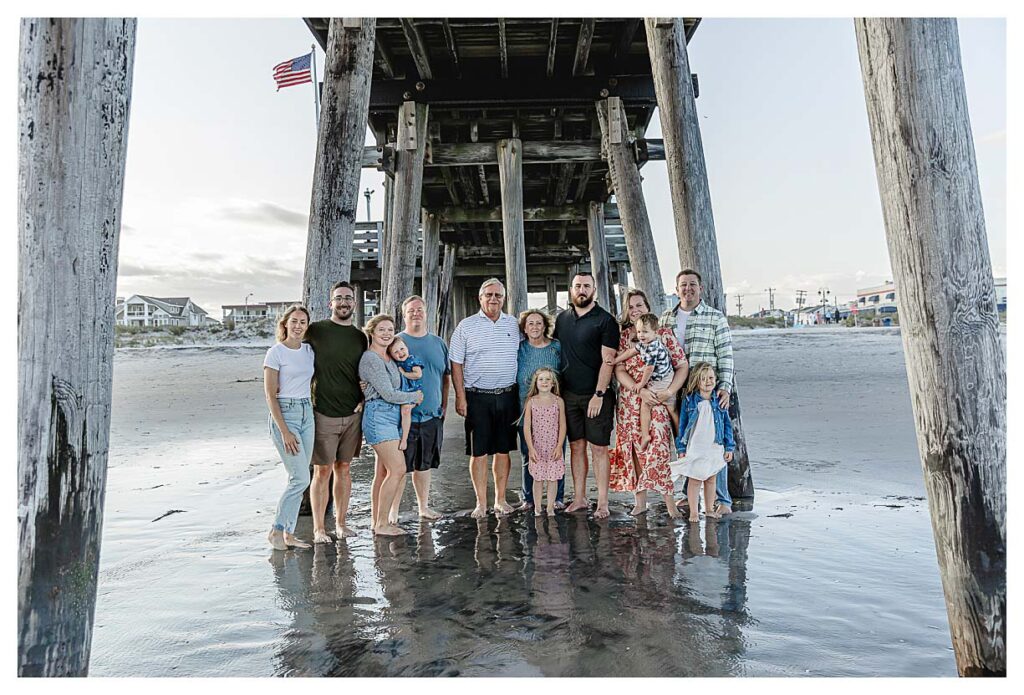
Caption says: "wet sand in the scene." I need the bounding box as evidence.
[91,328,959,676]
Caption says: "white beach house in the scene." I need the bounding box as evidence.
[116,295,212,327]
[222,300,301,324]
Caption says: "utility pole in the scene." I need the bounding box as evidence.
[818,287,831,323]
[735,293,744,317]
[765,287,776,311]
[363,187,375,221]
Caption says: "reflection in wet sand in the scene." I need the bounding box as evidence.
[269,514,753,677]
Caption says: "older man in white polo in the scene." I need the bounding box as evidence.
[450,278,521,518]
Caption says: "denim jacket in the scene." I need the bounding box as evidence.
[676,391,736,454]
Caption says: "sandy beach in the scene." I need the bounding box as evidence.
[90,327,961,676]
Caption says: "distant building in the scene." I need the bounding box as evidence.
[117,295,212,327]
[856,281,898,315]
[995,277,1006,311]
[222,300,301,324]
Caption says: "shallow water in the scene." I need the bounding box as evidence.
[91,327,959,676]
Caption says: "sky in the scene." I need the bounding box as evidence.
[114,17,1006,319]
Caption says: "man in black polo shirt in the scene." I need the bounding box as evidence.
[553,272,620,518]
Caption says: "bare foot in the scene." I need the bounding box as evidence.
[534,509,543,517]
[284,533,311,549]
[630,503,648,516]
[706,510,721,520]
[594,505,610,519]
[546,508,556,517]
[374,523,407,536]
[268,529,287,551]
[418,508,442,520]
[388,512,400,525]
[564,499,590,514]
[494,501,514,516]
[399,439,408,451]
[471,505,487,519]
[553,501,565,511]
[688,514,700,523]
[334,525,357,538]
[666,505,681,520]
[715,503,733,516]
[312,529,332,544]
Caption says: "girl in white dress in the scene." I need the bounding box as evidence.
[670,363,736,522]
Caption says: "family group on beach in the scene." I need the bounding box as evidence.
[262,269,736,550]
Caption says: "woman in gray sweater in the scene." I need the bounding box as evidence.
[359,314,423,536]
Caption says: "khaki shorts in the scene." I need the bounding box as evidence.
[312,411,363,465]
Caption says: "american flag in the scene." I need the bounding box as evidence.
[273,53,312,91]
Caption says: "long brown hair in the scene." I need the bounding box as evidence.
[516,367,561,424]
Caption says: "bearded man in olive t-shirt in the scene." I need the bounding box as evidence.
[303,281,367,542]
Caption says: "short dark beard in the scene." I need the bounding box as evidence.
[333,307,353,321]
[572,293,594,308]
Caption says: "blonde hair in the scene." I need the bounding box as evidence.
[516,367,561,424]
[363,313,395,342]
[618,288,651,327]
[686,362,717,395]
[276,304,311,342]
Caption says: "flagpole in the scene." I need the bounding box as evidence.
[310,45,321,130]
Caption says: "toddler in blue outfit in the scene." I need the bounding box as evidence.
[388,336,424,451]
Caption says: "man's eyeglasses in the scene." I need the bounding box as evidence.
[333,296,356,303]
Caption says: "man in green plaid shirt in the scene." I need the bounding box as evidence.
[660,268,735,514]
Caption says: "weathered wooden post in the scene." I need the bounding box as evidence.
[18,18,136,677]
[302,18,376,316]
[380,179,394,294]
[497,138,528,315]
[352,280,365,326]
[856,17,1006,677]
[646,17,754,502]
[546,275,558,313]
[616,261,630,313]
[437,244,457,338]
[421,209,441,323]
[587,201,614,309]
[382,100,429,322]
[596,97,664,313]
[645,18,725,308]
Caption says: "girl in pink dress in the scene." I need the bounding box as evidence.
[520,367,567,517]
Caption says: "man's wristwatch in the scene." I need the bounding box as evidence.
[594,389,606,398]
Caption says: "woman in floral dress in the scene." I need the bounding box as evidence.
[609,289,689,517]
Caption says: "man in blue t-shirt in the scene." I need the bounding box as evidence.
[392,295,451,520]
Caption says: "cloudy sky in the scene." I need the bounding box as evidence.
[116,17,1006,319]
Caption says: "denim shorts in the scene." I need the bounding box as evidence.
[362,398,402,445]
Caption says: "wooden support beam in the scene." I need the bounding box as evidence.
[477,164,490,204]
[587,201,614,310]
[400,18,433,80]
[18,18,136,677]
[381,183,393,282]
[439,166,461,205]
[645,19,724,310]
[437,244,457,338]
[383,101,429,323]
[498,18,509,78]
[608,18,641,71]
[436,202,617,224]
[546,275,558,313]
[352,280,365,326]
[368,74,657,109]
[456,166,479,206]
[646,19,755,504]
[374,35,396,78]
[421,209,441,330]
[546,18,559,77]
[596,98,664,313]
[856,17,1006,677]
[361,139,665,168]
[573,162,594,201]
[303,19,377,316]
[552,163,576,205]
[572,18,596,76]
[497,138,529,315]
[441,19,461,79]
[615,261,630,314]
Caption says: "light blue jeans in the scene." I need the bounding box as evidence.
[269,397,314,533]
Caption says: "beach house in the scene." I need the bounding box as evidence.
[116,295,212,327]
